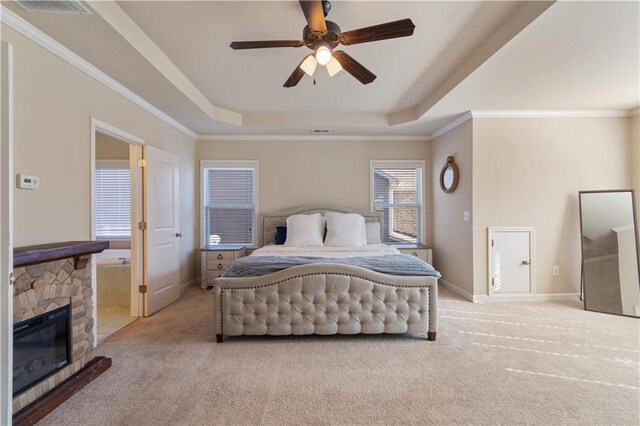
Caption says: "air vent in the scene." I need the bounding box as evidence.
[16,0,92,15]
[311,129,331,134]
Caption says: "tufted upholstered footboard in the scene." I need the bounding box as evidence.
[213,263,438,342]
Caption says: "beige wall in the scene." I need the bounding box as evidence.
[472,117,631,296]
[431,120,474,297]
[3,26,197,285]
[95,132,130,160]
[196,139,432,247]
[631,114,640,224]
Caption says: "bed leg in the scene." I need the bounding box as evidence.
[216,334,224,343]
[427,331,436,341]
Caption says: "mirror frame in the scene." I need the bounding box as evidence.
[439,156,459,193]
[578,189,640,318]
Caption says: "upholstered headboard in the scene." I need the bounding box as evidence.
[259,205,382,247]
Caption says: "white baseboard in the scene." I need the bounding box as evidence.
[473,293,580,304]
[439,279,474,302]
[180,278,200,294]
[439,279,579,304]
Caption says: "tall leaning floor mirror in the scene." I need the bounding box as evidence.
[579,190,640,318]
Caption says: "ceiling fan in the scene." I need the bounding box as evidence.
[229,0,415,87]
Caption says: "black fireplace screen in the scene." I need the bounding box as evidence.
[13,305,71,396]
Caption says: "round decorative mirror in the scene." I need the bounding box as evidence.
[440,156,459,193]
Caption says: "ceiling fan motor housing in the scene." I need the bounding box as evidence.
[303,20,341,49]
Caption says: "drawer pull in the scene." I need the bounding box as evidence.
[217,263,224,269]
[412,252,418,257]
[217,253,223,260]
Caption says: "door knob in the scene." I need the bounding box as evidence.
[175,232,182,238]
[521,260,531,265]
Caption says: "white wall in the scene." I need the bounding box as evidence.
[197,139,432,248]
[431,120,474,297]
[472,117,631,296]
[2,25,198,285]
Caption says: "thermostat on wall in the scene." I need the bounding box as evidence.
[17,174,40,190]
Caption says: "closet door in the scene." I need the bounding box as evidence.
[489,228,534,295]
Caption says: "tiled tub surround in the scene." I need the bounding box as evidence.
[12,241,108,414]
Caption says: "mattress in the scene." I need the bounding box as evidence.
[222,245,441,278]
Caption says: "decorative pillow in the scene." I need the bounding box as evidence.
[324,212,367,247]
[366,222,382,244]
[284,213,325,247]
[275,226,287,245]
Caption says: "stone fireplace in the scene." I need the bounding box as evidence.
[11,241,110,420]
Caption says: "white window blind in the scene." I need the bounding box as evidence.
[203,163,257,246]
[95,162,131,238]
[371,163,423,244]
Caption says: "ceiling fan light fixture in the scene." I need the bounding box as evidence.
[326,56,342,77]
[315,45,332,66]
[300,55,318,76]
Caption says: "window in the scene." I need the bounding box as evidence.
[95,161,131,238]
[202,161,258,247]
[370,161,424,244]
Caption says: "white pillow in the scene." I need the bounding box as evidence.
[284,213,325,247]
[324,212,367,247]
[366,222,382,244]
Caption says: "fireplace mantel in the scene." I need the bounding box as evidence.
[14,240,109,269]
[12,239,111,423]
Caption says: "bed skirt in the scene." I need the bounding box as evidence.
[213,263,438,341]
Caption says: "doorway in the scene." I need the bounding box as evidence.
[1,41,14,426]
[91,119,144,346]
[488,227,536,296]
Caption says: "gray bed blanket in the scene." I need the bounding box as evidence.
[222,255,441,278]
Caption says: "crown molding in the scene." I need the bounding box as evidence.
[197,134,430,142]
[0,5,197,140]
[470,110,634,118]
[428,112,473,140]
[429,109,640,141]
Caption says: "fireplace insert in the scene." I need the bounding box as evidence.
[13,305,71,396]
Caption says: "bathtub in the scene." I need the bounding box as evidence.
[96,249,131,265]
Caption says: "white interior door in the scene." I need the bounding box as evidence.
[0,41,14,425]
[144,146,180,316]
[490,229,534,295]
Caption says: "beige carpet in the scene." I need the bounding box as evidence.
[39,285,640,425]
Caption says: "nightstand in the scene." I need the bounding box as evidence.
[394,244,433,265]
[200,245,246,289]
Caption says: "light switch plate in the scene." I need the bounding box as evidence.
[552,266,560,276]
[17,174,39,190]
[463,211,470,222]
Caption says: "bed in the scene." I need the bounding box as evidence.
[213,206,439,342]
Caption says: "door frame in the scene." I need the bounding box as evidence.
[90,118,145,346]
[0,41,14,426]
[487,227,536,297]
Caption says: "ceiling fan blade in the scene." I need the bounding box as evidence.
[299,0,327,34]
[283,57,308,88]
[230,40,305,50]
[333,51,376,85]
[339,18,415,46]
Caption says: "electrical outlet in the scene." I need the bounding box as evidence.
[552,266,560,276]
